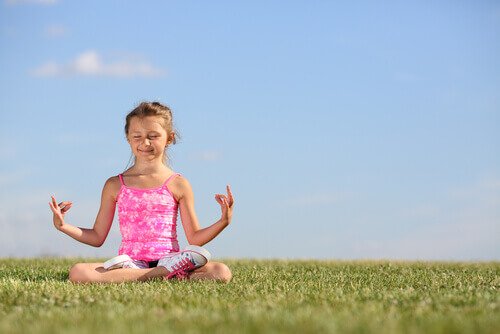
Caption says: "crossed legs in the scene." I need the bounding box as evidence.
[68,261,232,284]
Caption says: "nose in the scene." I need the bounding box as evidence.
[143,138,151,146]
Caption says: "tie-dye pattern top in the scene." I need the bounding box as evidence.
[116,173,180,261]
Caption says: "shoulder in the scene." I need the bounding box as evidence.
[168,175,193,202]
[102,176,122,200]
[105,175,122,188]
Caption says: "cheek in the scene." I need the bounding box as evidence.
[128,140,141,149]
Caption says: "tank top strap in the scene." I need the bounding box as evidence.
[163,173,181,186]
[118,174,125,186]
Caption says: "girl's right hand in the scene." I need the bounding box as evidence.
[49,195,72,230]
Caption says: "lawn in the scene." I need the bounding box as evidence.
[0,258,498,333]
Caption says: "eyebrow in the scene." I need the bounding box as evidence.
[130,130,161,134]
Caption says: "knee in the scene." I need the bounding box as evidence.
[212,262,232,283]
[68,263,90,283]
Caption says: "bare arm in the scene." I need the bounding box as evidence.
[174,177,234,246]
[49,177,119,247]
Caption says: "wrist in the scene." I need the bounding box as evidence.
[220,217,230,226]
[56,222,67,232]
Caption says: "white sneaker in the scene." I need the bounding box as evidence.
[103,255,148,270]
[158,245,211,279]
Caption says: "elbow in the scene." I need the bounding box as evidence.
[93,239,105,247]
[186,235,203,247]
[92,231,106,247]
[189,241,204,247]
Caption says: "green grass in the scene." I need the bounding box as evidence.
[0,259,498,334]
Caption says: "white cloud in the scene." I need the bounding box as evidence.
[31,50,166,78]
[4,0,58,5]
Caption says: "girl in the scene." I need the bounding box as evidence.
[49,101,234,283]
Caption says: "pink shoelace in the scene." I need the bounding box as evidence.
[166,257,196,280]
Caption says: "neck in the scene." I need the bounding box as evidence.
[131,158,168,175]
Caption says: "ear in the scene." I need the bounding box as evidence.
[167,132,175,144]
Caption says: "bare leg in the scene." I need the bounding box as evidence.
[68,263,168,283]
[189,262,232,283]
[69,261,232,283]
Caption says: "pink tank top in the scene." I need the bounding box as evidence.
[116,173,180,261]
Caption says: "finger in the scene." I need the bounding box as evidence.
[61,204,72,213]
[60,201,73,209]
[226,185,234,204]
[49,202,60,214]
[216,195,229,210]
[50,198,60,212]
[215,194,223,205]
[57,201,72,210]
[51,196,58,206]
[54,199,64,212]
[221,198,228,211]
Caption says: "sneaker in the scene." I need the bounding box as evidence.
[103,254,148,270]
[157,245,211,279]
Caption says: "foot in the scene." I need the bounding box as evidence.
[157,245,211,279]
[103,255,148,270]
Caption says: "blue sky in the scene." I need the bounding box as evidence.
[0,0,499,260]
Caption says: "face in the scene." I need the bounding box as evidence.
[127,116,171,161]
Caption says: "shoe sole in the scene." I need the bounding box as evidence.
[184,245,211,262]
[103,254,133,270]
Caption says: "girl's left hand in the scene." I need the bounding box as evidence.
[215,185,234,225]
